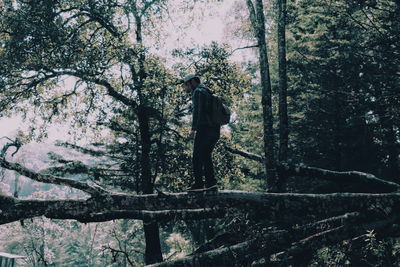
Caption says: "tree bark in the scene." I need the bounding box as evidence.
[2,191,400,226]
[246,0,278,192]
[277,0,289,163]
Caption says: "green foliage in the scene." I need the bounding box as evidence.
[361,230,399,267]
[230,62,266,184]
[286,0,400,179]
[308,231,400,267]
[164,232,193,261]
[311,246,347,266]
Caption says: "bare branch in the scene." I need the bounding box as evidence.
[0,145,109,196]
[277,163,400,193]
[74,208,226,223]
[230,45,259,55]
[225,145,264,163]
[226,146,400,192]
[0,139,21,158]
[147,230,287,267]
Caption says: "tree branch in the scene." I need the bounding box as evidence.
[277,163,400,193]
[147,230,288,267]
[0,138,21,157]
[74,208,226,223]
[226,146,400,192]
[54,141,108,157]
[43,69,139,110]
[230,45,259,55]
[225,145,264,163]
[0,153,109,196]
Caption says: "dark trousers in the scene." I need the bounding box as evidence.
[192,126,220,186]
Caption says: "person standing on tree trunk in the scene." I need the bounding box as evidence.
[182,74,220,192]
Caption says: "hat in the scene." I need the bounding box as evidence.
[183,74,199,83]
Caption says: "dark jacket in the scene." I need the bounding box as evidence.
[191,84,213,130]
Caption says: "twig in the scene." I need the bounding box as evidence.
[230,44,259,55]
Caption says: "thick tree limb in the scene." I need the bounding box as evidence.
[1,191,400,226]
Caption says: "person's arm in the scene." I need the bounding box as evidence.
[192,89,199,131]
[192,88,208,131]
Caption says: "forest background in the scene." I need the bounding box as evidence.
[0,0,399,266]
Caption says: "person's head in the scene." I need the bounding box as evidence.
[182,74,200,93]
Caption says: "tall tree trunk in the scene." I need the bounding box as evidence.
[277,0,289,163]
[247,0,278,191]
[138,106,163,264]
[132,2,163,264]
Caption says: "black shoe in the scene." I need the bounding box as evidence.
[187,183,205,192]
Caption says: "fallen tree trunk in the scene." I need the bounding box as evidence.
[1,191,400,225]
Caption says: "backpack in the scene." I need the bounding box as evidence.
[207,90,231,126]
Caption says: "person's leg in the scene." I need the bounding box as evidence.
[203,129,220,189]
[190,130,206,190]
